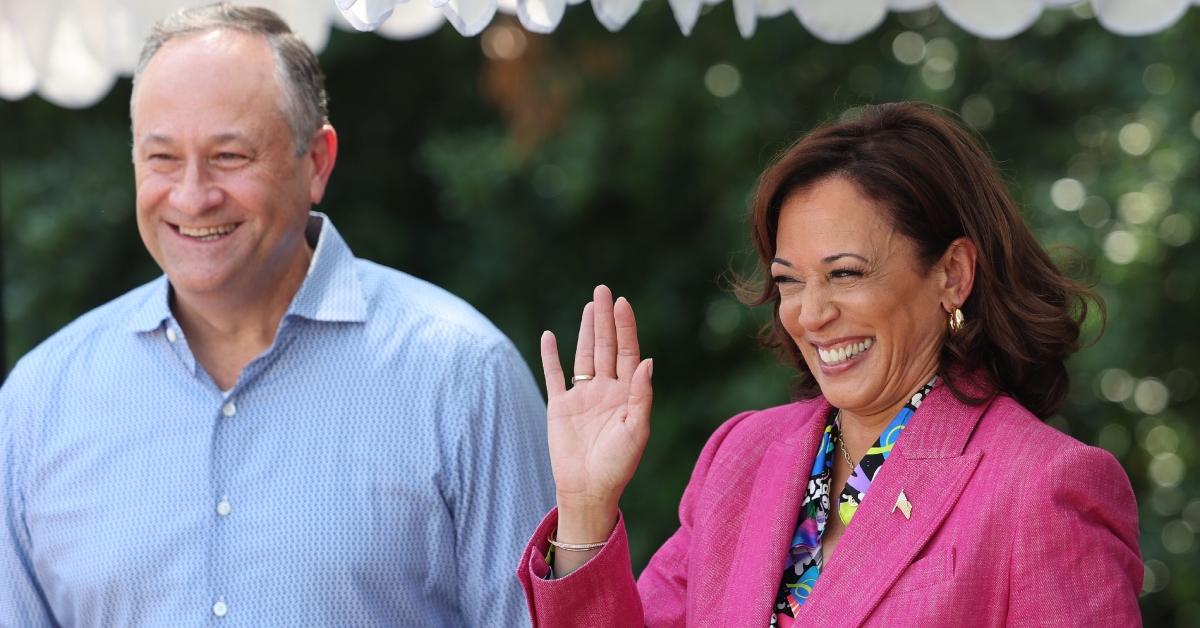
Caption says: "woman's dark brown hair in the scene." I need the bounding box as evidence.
[743,102,1101,419]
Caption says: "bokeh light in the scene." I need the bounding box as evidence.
[1134,378,1170,414]
[1162,520,1195,555]
[960,94,994,130]
[1158,214,1193,247]
[1143,559,1170,594]
[1144,424,1179,455]
[1148,149,1183,181]
[1078,196,1111,228]
[1151,486,1184,516]
[892,31,925,65]
[1050,178,1085,211]
[1118,122,1153,156]
[1141,63,1174,95]
[481,25,526,61]
[1117,191,1155,225]
[1098,368,1136,402]
[1149,453,1185,488]
[920,38,956,91]
[704,63,741,98]
[1103,230,1139,265]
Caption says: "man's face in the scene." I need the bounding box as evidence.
[131,29,322,301]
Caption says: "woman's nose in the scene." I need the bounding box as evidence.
[796,285,837,332]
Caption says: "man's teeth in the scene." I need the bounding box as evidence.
[818,338,874,365]
[178,224,236,240]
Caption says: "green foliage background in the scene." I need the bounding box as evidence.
[2,4,1198,624]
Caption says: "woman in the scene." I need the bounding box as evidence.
[517,102,1142,626]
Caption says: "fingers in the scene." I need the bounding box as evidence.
[572,301,595,381]
[540,331,566,399]
[592,285,618,379]
[626,358,654,437]
[614,296,640,381]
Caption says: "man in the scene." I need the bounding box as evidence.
[0,4,554,626]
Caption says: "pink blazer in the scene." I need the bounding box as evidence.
[517,380,1142,626]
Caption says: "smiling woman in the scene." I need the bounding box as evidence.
[516,102,1143,627]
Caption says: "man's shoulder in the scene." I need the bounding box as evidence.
[353,259,508,349]
[6,278,162,384]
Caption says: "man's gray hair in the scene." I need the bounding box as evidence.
[132,3,329,155]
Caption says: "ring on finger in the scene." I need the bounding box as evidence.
[570,374,594,384]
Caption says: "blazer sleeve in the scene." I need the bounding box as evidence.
[516,411,754,628]
[1007,443,1143,626]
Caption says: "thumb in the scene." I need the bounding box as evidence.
[626,358,654,432]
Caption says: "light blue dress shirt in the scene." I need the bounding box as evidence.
[1,213,555,627]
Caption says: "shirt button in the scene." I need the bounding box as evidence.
[216,500,232,517]
[166,328,178,343]
[222,402,236,418]
[212,600,228,618]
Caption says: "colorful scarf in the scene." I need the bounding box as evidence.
[770,377,937,626]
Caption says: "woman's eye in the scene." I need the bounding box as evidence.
[773,276,805,292]
[831,269,863,279]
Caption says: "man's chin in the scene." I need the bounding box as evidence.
[164,270,236,299]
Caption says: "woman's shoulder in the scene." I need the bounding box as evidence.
[697,397,828,458]
[972,395,1125,476]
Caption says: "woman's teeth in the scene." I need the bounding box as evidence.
[178,224,236,240]
[818,338,873,365]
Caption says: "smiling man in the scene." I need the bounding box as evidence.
[0,4,553,626]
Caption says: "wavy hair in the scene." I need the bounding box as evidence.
[740,102,1101,419]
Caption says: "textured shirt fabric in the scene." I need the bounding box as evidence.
[516,372,1142,627]
[1,213,555,627]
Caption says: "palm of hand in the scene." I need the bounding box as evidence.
[539,285,654,513]
[548,377,647,502]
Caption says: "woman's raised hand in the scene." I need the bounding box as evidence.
[540,285,653,544]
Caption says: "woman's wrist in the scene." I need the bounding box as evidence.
[555,498,619,543]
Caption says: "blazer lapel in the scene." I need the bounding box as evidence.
[795,380,993,626]
[720,400,830,627]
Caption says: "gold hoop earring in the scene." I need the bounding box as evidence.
[948,307,965,335]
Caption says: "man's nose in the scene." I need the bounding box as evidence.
[168,161,223,214]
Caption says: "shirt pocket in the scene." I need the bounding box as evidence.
[888,546,956,596]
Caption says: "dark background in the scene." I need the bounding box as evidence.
[2,4,1197,623]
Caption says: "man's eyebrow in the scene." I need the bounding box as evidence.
[140,133,173,145]
[139,132,248,145]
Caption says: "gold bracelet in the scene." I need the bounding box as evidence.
[547,533,607,552]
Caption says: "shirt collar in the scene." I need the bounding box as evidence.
[286,212,369,323]
[125,211,368,333]
[124,275,173,333]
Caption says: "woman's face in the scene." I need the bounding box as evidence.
[771,176,949,422]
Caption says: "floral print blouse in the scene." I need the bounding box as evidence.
[770,377,937,627]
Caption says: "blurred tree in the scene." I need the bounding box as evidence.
[2,4,1198,624]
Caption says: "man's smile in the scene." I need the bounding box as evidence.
[172,222,240,241]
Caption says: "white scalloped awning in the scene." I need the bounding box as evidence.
[1,0,1197,108]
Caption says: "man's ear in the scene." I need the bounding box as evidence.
[940,236,977,311]
[307,124,338,205]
